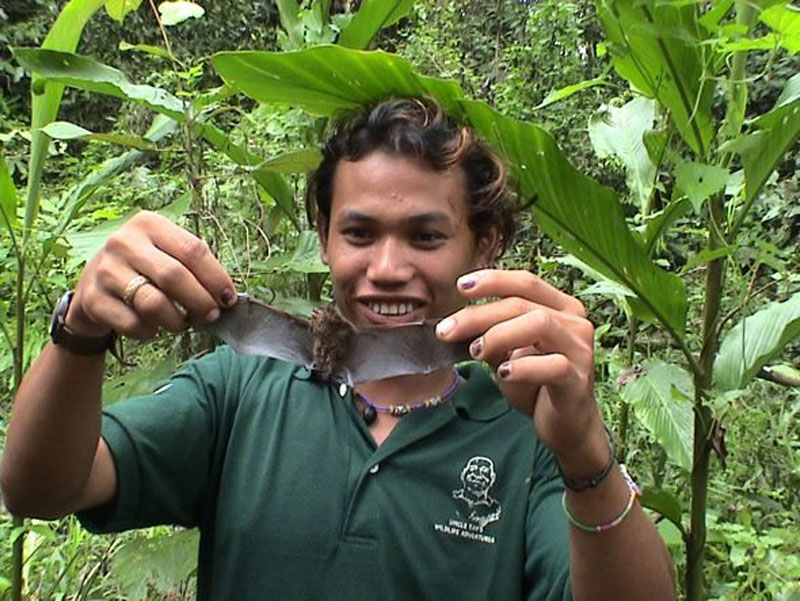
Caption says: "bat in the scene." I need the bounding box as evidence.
[205,294,471,385]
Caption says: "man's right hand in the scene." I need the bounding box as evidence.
[67,211,237,340]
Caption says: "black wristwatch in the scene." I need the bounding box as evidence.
[50,291,117,356]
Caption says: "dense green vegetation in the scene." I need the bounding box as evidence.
[1,0,799,599]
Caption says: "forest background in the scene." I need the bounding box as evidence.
[0,0,798,600]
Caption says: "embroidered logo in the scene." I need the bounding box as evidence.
[434,456,502,544]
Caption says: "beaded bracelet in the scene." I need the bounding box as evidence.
[561,464,641,534]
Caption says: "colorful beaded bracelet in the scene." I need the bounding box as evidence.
[561,464,641,534]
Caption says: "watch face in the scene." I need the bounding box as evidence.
[50,291,72,340]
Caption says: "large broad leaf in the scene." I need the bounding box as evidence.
[13,49,300,227]
[760,3,800,54]
[41,120,157,150]
[714,292,800,391]
[674,161,730,211]
[728,72,800,204]
[619,360,694,471]
[277,0,304,49]
[23,0,106,237]
[105,0,143,22]
[158,1,205,27]
[103,355,177,405]
[534,77,607,110]
[256,148,323,174]
[109,529,199,600]
[597,0,716,156]
[258,230,329,274]
[0,155,18,231]
[588,97,657,212]
[338,0,416,50]
[212,46,687,335]
[13,48,184,120]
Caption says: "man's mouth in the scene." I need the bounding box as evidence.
[367,301,419,316]
[356,299,425,324]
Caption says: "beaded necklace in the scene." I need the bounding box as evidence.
[355,369,461,425]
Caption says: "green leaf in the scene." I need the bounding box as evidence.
[534,77,607,110]
[103,356,177,405]
[12,49,298,229]
[682,245,734,272]
[728,73,800,203]
[642,197,692,256]
[22,0,106,238]
[760,3,800,54]
[41,120,157,150]
[277,0,304,49]
[674,161,730,211]
[105,0,143,22]
[338,0,416,50]
[260,230,329,274]
[56,114,177,236]
[119,40,171,60]
[0,154,19,230]
[12,48,184,120]
[158,1,205,26]
[597,0,715,155]
[110,529,199,600]
[588,97,657,212]
[640,487,684,532]
[256,148,323,174]
[211,46,467,117]
[619,360,694,471]
[714,292,800,391]
[212,45,687,335]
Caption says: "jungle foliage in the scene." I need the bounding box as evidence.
[1,0,799,599]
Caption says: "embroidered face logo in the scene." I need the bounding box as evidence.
[451,456,502,530]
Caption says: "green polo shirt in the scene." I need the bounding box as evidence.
[79,345,571,600]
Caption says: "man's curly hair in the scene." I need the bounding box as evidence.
[305,97,518,258]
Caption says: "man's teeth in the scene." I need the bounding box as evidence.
[369,302,416,316]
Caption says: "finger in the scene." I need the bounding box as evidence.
[469,309,593,368]
[124,245,221,323]
[437,295,588,343]
[136,212,236,308]
[126,280,193,333]
[80,281,158,340]
[456,269,586,317]
[496,353,579,395]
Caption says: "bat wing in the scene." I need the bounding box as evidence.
[334,321,471,385]
[205,295,470,384]
[205,294,314,368]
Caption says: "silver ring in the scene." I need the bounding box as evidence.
[124,275,151,306]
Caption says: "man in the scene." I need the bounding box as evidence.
[1,98,675,599]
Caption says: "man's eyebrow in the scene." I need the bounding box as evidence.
[337,209,454,226]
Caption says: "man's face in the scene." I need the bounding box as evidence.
[463,457,496,494]
[320,151,497,327]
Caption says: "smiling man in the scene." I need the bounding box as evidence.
[1,98,675,600]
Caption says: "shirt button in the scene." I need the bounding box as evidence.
[338,383,348,397]
[369,464,380,474]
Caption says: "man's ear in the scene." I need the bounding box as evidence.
[318,221,330,265]
[475,226,501,268]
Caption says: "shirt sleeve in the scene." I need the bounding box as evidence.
[525,442,572,601]
[77,345,238,533]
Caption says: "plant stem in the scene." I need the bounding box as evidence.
[685,190,727,600]
[11,255,26,601]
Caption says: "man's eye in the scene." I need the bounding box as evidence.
[413,231,445,246]
[344,227,372,241]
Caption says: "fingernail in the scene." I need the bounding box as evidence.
[436,317,455,337]
[498,362,512,379]
[469,337,483,358]
[221,290,235,306]
[205,308,220,323]
[457,275,477,290]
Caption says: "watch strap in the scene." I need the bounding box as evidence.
[51,291,117,356]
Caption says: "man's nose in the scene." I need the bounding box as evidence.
[366,237,413,285]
